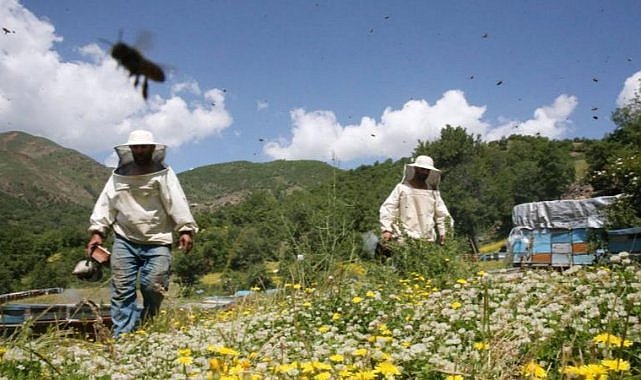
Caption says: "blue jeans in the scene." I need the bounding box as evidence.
[110,236,171,337]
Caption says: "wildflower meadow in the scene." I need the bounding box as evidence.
[1,249,640,379]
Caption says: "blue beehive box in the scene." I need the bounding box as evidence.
[512,239,529,254]
[532,230,552,253]
[607,227,641,253]
[572,228,588,243]
[551,231,572,244]
[552,253,572,266]
[572,254,595,265]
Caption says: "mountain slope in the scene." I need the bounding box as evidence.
[0,131,111,207]
[0,131,112,229]
[178,160,340,210]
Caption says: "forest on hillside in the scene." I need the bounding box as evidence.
[1,95,640,295]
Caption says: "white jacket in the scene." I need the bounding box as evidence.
[89,143,197,245]
[379,164,452,241]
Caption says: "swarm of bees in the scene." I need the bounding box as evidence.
[110,40,165,100]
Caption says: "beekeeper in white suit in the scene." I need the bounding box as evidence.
[379,155,452,246]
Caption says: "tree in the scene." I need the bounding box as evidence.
[586,92,641,227]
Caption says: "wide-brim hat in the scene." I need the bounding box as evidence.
[118,130,164,147]
[407,155,440,172]
[112,130,167,171]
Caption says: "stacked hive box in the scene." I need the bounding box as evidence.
[512,228,594,267]
[509,196,619,268]
[607,227,641,257]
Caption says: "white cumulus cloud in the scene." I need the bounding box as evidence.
[617,71,641,107]
[485,94,578,141]
[264,90,578,163]
[0,0,232,164]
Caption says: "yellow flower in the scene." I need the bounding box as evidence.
[329,354,344,362]
[456,278,467,285]
[352,296,363,304]
[178,348,192,357]
[580,364,608,379]
[562,364,608,379]
[176,356,194,365]
[351,370,377,379]
[217,346,241,356]
[450,301,462,310]
[332,312,341,321]
[209,345,241,356]
[375,361,400,377]
[293,284,302,290]
[473,342,489,351]
[445,376,463,380]
[592,333,633,348]
[318,325,330,333]
[521,361,547,379]
[352,348,368,357]
[338,368,354,378]
[314,372,331,380]
[601,358,630,372]
[209,358,225,372]
[561,365,582,377]
[274,362,297,373]
[301,361,316,373]
[0,346,6,360]
[366,291,376,298]
[303,301,312,308]
[313,361,332,371]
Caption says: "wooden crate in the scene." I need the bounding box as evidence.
[530,253,551,264]
[572,242,588,254]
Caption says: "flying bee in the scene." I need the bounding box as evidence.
[109,40,165,100]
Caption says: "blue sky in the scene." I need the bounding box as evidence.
[2,0,641,173]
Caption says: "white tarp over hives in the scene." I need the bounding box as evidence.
[511,195,621,229]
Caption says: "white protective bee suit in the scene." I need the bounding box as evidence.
[89,134,198,244]
[379,156,452,242]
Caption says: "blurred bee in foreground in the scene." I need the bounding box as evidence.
[110,41,165,100]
